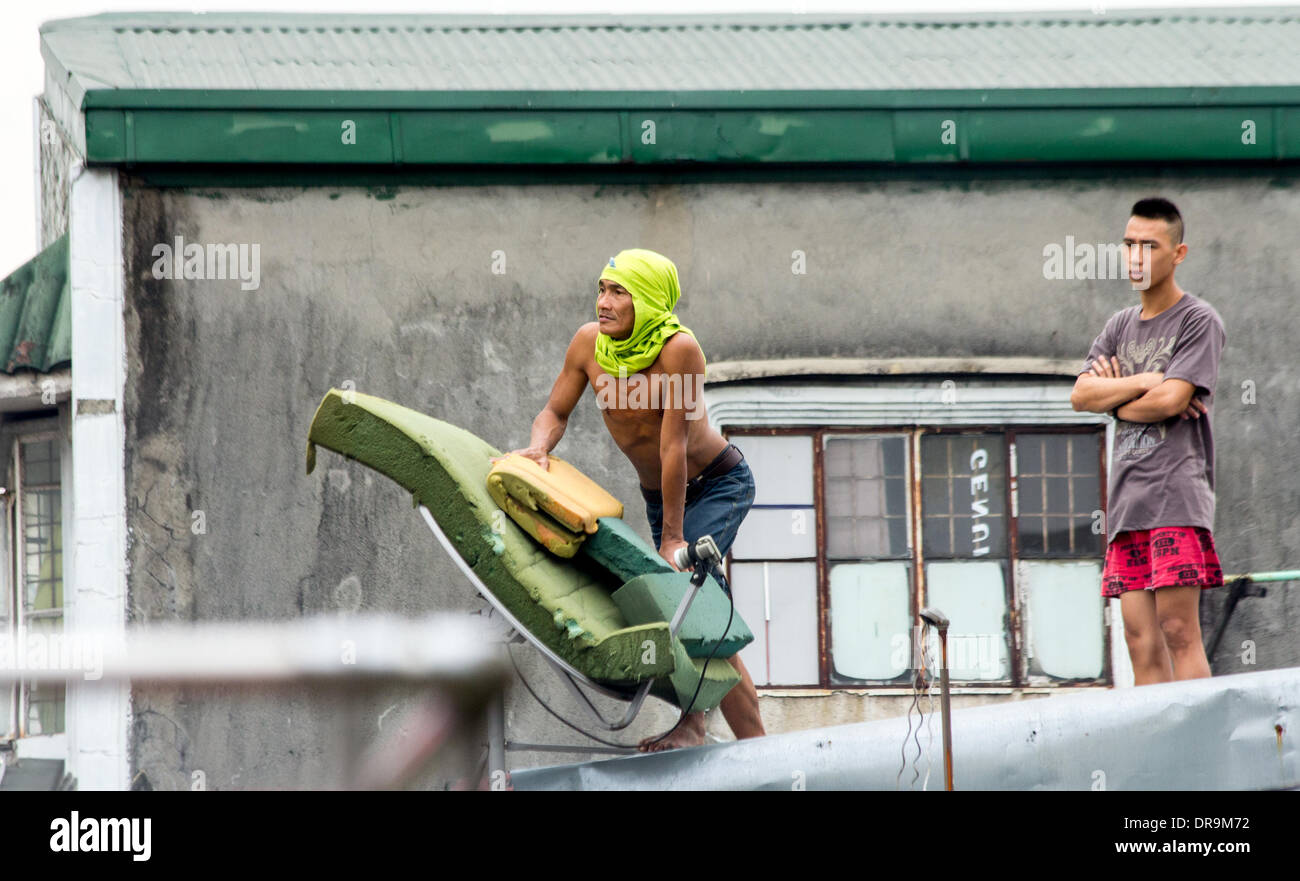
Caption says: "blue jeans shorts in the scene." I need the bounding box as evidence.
[640,458,756,595]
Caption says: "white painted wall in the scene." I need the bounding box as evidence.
[66,164,129,790]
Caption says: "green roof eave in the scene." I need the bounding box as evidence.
[79,90,1300,166]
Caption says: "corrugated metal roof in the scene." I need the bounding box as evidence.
[40,9,1300,104]
[0,235,71,375]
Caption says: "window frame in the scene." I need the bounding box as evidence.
[725,423,1111,690]
[1,419,66,746]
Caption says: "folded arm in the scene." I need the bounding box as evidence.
[1116,378,1204,424]
[1070,356,1164,413]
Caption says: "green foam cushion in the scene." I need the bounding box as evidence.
[580,516,675,583]
[306,389,676,688]
[654,640,741,711]
[612,572,754,659]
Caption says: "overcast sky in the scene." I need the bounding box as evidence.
[1,0,1289,276]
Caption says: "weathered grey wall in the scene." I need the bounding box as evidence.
[37,98,76,248]
[120,171,1300,788]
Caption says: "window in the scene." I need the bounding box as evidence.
[729,436,820,687]
[2,430,66,741]
[726,427,1108,688]
[1014,432,1106,683]
[825,435,911,685]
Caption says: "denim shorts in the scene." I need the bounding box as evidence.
[640,459,756,595]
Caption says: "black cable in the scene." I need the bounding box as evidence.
[506,560,737,751]
[910,697,925,789]
[646,564,736,747]
[897,677,919,789]
[506,641,640,750]
[912,625,937,788]
[897,622,930,790]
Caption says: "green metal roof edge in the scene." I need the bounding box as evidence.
[0,234,71,375]
[78,86,1300,112]
[82,103,1300,165]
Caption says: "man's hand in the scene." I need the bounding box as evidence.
[1178,397,1208,420]
[1087,355,1123,378]
[491,447,549,470]
[658,538,688,572]
[1088,356,1164,392]
[1072,356,1165,413]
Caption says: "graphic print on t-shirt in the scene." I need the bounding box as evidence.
[1114,334,1178,462]
[1116,336,1177,377]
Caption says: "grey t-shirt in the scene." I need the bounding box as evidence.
[1082,292,1226,541]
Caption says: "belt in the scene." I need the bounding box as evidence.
[641,443,744,504]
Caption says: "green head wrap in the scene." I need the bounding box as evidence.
[594,248,699,376]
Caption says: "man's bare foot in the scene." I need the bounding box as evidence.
[639,711,707,752]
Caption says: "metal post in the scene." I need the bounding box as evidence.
[920,606,955,791]
[938,624,954,792]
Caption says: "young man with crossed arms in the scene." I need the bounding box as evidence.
[1072,197,1226,685]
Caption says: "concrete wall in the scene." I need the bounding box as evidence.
[118,171,1300,788]
[36,98,76,249]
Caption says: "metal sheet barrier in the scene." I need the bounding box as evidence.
[513,667,1300,791]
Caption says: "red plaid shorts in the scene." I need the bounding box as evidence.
[1101,526,1224,598]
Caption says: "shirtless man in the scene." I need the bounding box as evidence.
[506,248,765,751]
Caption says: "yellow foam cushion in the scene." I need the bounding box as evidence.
[495,491,585,558]
[487,454,624,557]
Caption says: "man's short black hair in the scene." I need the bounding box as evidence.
[1131,196,1184,246]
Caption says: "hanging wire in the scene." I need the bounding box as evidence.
[896,626,919,789]
[909,627,930,789]
[921,628,939,791]
[897,621,935,791]
[896,681,918,789]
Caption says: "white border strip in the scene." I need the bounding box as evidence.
[67,164,129,790]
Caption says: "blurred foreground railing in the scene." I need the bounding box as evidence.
[0,614,510,790]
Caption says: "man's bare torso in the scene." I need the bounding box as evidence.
[575,323,729,489]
